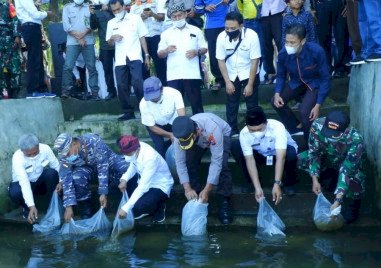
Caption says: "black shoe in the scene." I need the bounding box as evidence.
[118,113,136,121]
[79,199,93,219]
[332,70,348,79]
[342,199,361,224]
[230,130,239,138]
[282,185,296,196]
[350,56,366,65]
[241,182,254,194]
[218,197,233,225]
[87,93,101,101]
[104,93,117,100]
[152,203,166,224]
[365,53,381,62]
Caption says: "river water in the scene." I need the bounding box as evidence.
[1,223,381,268]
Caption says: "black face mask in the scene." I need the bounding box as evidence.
[226,29,241,42]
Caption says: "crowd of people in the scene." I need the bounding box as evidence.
[3,0,379,228]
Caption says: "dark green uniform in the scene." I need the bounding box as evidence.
[299,117,365,199]
[0,0,21,95]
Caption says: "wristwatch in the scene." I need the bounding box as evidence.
[334,197,343,204]
[274,180,282,187]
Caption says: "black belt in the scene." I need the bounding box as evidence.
[22,22,40,27]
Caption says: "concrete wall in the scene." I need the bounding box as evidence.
[348,62,381,211]
[0,99,64,212]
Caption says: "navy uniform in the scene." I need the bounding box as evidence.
[172,113,233,224]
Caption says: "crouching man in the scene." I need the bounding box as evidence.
[117,135,174,223]
[172,113,234,224]
[9,134,60,224]
[54,133,129,222]
[299,110,365,223]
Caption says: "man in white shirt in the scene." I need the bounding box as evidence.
[139,76,186,157]
[8,134,60,224]
[14,0,54,97]
[231,106,298,202]
[117,135,174,223]
[107,0,150,121]
[216,11,261,137]
[157,3,208,115]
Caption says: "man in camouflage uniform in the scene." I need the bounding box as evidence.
[54,133,129,222]
[0,0,21,99]
[299,110,365,223]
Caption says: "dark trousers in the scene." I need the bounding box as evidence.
[227,76,259,134]
[99,49,117,96]
[185,137,233,197]
[231,140,298,187]
[261,12,283,75]
[167,79,204,115]
[8,168,58,210]
[205,27,224,85]
[147,124,172,158]
[126,175,168,217]
[147,35,167,85]
[315,0,349,72]
[21,22,46,93]
[346,0,362,57]
[115,59,144,116]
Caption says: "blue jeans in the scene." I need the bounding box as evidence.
[358,0,381,58]
[62,45,99,93]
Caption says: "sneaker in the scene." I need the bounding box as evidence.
[289,128,303,136]
[365,53,381,62]
[230,130,239,138]
[117,113,136,121]
[152,203,166,224]
[134,213,149,220]
[42,92,56,98]
[26,92,45,99]
[349,56,365,65]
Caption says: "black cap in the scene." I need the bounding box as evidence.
[172,116,196,150]
[321,110,350,138]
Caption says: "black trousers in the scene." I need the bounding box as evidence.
[230,140,298,187]
[226,76,259,134]
[126,175,168,217]
[260,12,283,75]
[8,168,59,210]
[167,79,204,115]
[147,35,167,85]
[205,27,224,85]
[185,137,233,197]
[271,84,318,142]
[99,49,117,96]
[115,59,144,116]
[21,22,46,93]
[147,124,172,158]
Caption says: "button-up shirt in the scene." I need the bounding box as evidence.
[106,12,148,66]
[12,144,60,207]
[239,119,298,157]
[261,0,286,17]
[275,42,331,105]
[216,28,261,81]
[174,113,231,185]
[194,0,232,29]
[121,142,174,212]
[158,23,207,81]
[62,3,94,46]
[14,0,47,25]
[130,0,166,37]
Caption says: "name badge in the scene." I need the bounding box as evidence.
[266,155,273,166]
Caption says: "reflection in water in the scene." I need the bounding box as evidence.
[313,238,343,265]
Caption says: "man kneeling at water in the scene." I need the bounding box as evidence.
[117,135,174,223]
[9,134,60,224]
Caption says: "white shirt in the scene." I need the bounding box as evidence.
[239,119,298,157]
[120,142,174,212]
[158,24,207,81]
[216,28,261,82]
[130,0,166,37]
[139,87,185,127]
[261,0,287,17]
[106,12,148,66]
[14,0,47,25]
[12,144,60,207]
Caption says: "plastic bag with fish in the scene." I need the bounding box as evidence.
[313,193,344,231]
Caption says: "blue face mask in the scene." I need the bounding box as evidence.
[66,154,79,163]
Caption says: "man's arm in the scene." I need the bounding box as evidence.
[274,52,287,94]
[243,58,259,96]
[316,46,331,105]
[244,154,264,201]
[148,125,175,140]
[18,0,48,21]
[308,121,323,194]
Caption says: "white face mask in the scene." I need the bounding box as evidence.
[27,155,39,161]
[73,0,84,5]
[252,131,265,139]
[114,10,125,20]
[124,152,137,162]
[100,0,109,5]
[174,18,186,29]
[285,45,298,55]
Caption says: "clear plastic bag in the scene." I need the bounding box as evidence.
[256,198,286,239]
[313,193,344,231]
[60,207,112,236]
[33,191,63,233]
[111,191,135,238]
[181,200,208,236]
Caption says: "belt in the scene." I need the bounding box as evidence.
[22,22,40,26]
[244,18,259,21]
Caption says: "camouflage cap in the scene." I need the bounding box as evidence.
[54,133,72,156]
